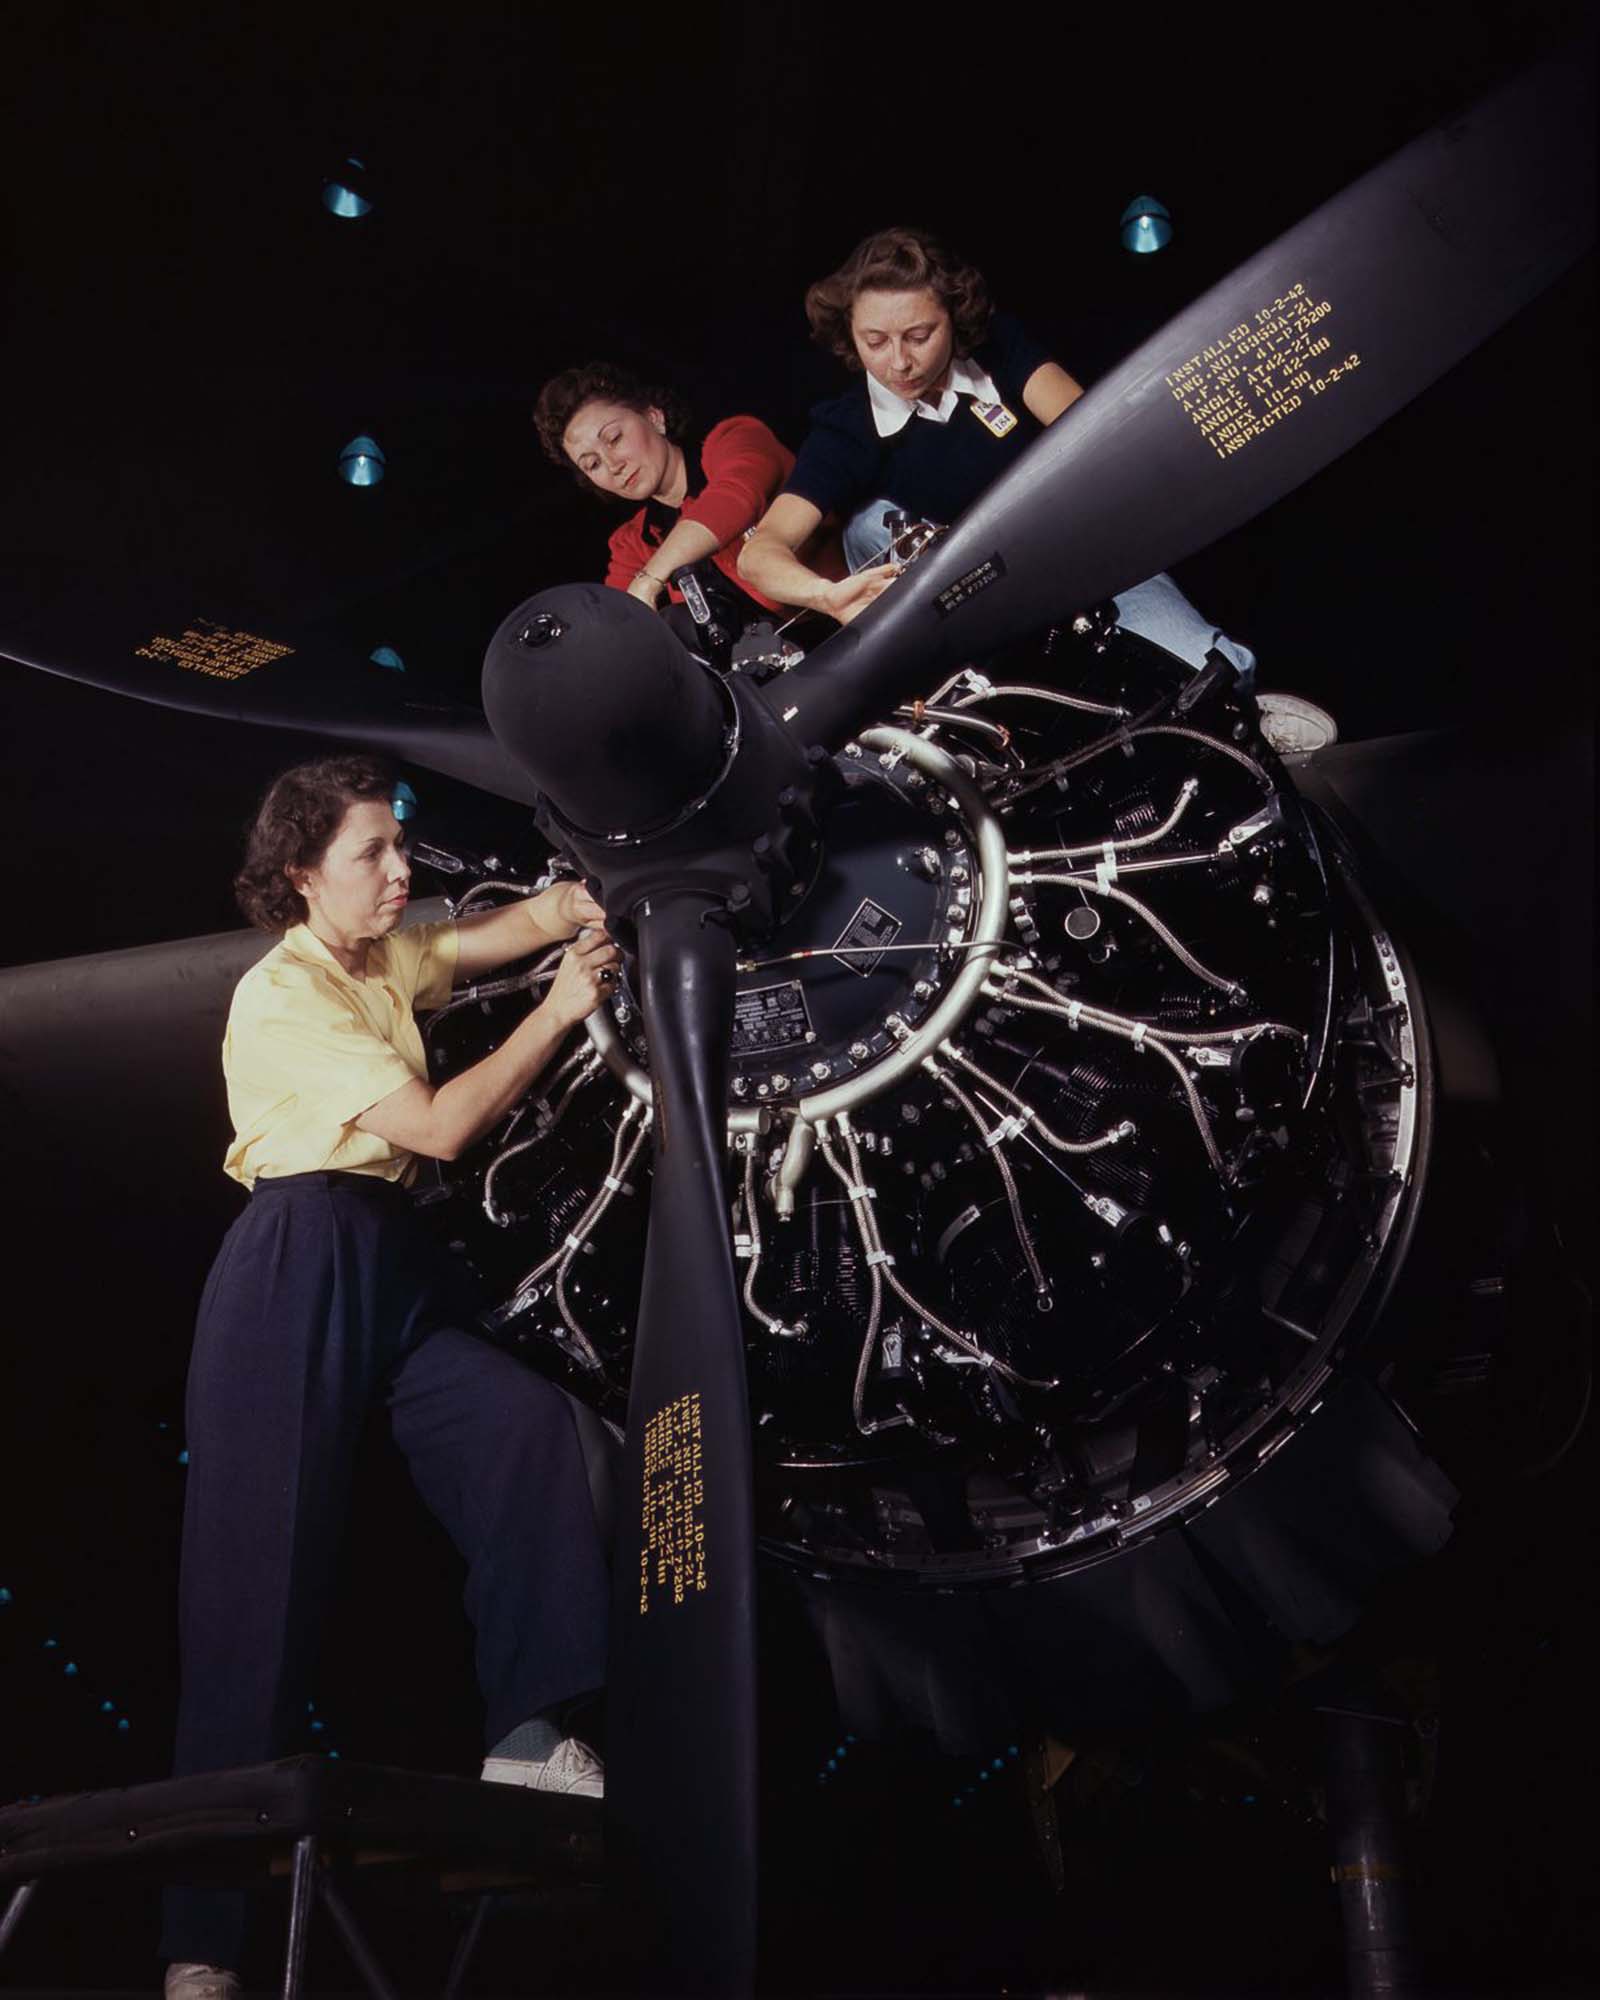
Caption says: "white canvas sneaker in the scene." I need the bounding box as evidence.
[1256,691,1340,756]
[164,1965,241,2000]
[481,1736,604,1799]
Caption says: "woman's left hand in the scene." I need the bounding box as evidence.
[626,570,667,611]
[536,879,607,938]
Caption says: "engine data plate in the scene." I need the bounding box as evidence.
[732,979,814,1055]
[830,896,903,977]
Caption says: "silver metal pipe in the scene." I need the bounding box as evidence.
[987,970,1226,1174]
[1012,870,1243,994]
[940,1040,1134,1154]
[1011,778,1200,864]
[952,681,1127,718]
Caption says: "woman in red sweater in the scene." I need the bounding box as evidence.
[533,360,857,629]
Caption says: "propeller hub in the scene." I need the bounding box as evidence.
[483,584,729,840]
[484,583,825,936]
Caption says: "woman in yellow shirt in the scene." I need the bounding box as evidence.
[162,755,619,1999]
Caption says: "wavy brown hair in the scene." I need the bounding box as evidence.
[805,226,992,372]
[533,361,693,499]
[234,755,397,934]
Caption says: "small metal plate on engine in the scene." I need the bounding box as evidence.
[732,979,814,1054]
[830,897,903,978]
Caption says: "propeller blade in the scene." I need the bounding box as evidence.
[0,593,538,804]
[606,895,758,1997]
[777,43,1595,749]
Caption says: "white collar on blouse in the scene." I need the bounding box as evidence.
[865,352,1005,437]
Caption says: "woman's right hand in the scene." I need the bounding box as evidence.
[542,927,623,1028]
[819,565,899,624]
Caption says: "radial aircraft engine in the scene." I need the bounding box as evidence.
[453,47,1590,1983]
[453,569,1441,1996]
[1,43,1590,1996]
[460,588,1437,1734]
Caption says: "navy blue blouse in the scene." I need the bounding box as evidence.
[783,312,1055,527]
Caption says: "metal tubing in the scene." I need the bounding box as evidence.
[442,1892,497,1999]
[281,1834,317,2000]
[314,1870,404,2000]
[0,1880,37,1957]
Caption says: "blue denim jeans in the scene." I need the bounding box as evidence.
[1112,571,1257,688]
[842,496,902,572]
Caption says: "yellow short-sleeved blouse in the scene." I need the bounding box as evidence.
[221,919,460,1189]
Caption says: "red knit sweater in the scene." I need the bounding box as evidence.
[604,414,837,613]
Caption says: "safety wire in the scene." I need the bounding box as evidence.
[736,938,1010,975]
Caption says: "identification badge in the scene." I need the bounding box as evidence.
[970,397,1019,438]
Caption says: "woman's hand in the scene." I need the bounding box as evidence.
[532,878,607,939]
[626,569,668,611]
[455,880,605,982]
[542,926,623,1029]
[819,565,898,624]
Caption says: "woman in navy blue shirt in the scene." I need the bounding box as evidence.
[740,226,1084,615]
[739,226,1256,688]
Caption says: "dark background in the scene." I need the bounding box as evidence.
[0,4,1593,1994]
[1,1,1594,968]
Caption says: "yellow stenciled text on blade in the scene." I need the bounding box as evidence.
[1166,282,1362,461]
[639,1391,707,1614]
[135,617,294,681]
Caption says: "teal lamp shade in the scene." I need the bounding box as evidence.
[338,436,386,486]
[1120,196,1173,254]
[368,645,406,672]
[323,158,372,218]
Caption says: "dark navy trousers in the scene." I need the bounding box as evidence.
[161,1171,608,1968]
